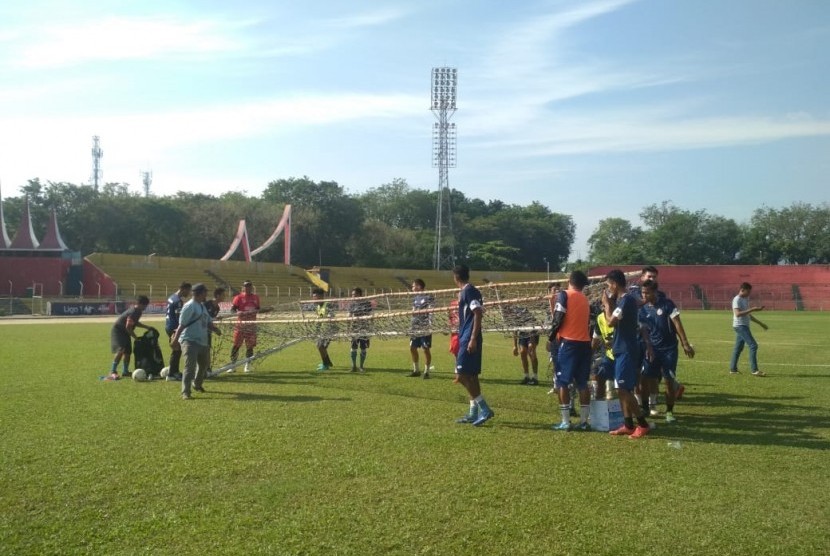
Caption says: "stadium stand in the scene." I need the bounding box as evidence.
[589,265,830,311]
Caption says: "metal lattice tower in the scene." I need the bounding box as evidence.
[90,136,103,192]
[431,67,457,270]
[141,170,153,197]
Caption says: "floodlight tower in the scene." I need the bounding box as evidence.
[431,67,457,270]
[141,170,153,197]
[90,136,103,192]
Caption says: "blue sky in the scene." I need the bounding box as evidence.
[0,0,828,259]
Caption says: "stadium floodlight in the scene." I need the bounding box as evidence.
[430,67,458,270]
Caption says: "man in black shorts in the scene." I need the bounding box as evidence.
[109,295,151,378]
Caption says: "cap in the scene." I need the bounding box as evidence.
[192,283,208,294]
[242,280,253,287]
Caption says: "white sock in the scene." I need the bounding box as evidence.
[413,362,420,372]
[469,400,477,411]
[580,404,590,424]
[560,405,570,424]
[650,394,657,406]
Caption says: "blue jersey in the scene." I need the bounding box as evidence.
[639,296,680,351]
[457,283,483,344]
[165,292,183,332]
[611,294,640,357]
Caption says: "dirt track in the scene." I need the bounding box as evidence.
[0,315,166,325]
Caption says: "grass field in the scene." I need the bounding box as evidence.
[1,311,829,555]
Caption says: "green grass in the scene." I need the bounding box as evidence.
[1,312,829,555]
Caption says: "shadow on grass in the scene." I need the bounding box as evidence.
[205,390,352,403]
[654,391,830,451]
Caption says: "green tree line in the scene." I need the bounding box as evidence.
[4,179,826,268]
[588,201,830,265]
[2,177,574,271]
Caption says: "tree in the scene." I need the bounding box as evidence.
[588,218,646,265]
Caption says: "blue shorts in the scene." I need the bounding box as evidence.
[455,337,482,375]
[555,340,591,389]
[593,355,615,381]
[410,335,432,349]
[517,334,539,348]
[614,351,640,392]
[643,348,678,380]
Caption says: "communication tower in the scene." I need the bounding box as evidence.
[90,136,103,192]
[141,170,153,197]
[431,67,457,270]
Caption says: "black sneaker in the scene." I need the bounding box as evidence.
[194,386,206,393]
[520,376,531,385]
[408,371,421,377]
[528,377,539,386]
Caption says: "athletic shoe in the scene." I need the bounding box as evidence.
[729,370,740,374]
[456,410,479,424]
[610,425,635,436]
[316,363,329,372]
[165,374,178,382]
[244,363,252,373]
[359,367,365,373]
[169,373,183,381]
[751,370,766,377]
[665,412,677,423]
[181,393,192,400]
[472,408,495,427]
[552,422,572,431]
[520,376,531,385]
[529,377,539,386]
[629,425,650,439]
[676,384,685,400]
[422,371,430,379]
[649,408,660,417]
[574,422,591,431]
[408,371,421,377]
[194,386,206,393]
[350,366,358,373]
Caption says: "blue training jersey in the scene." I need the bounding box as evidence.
[639,296,680,351]
[611,294,640,357]
[458,283,483,344]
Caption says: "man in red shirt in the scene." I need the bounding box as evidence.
[228,280,260,373]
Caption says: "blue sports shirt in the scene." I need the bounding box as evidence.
[611,294,640,357]
[639,296,680,351]
[457,283,483,344]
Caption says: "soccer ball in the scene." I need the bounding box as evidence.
[132,368,148,382]
[159,367,170,379]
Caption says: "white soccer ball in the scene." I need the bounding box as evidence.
[132,368,148,382]
[159,367,170,379]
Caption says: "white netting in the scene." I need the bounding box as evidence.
[208,273,627,374]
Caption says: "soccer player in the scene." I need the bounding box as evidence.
[549,271,592,431]
[409,279,434,378]
[165,282,192,381]
[452,265,494,426]
[628,265,660,302]
[639,280,695,423]
[312,288,335,371]
[171,284,221,400]
[591,294,616,401]
[227,280,260,373]
[109,295,152,378]
[203,287,226,372]
[508,305,540,385]
[602,269,654,439]
[348,287,372,373]
[729,282,768,376]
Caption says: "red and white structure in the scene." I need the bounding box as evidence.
[221,204,292,265]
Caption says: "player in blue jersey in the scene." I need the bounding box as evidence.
[165,282,192,381]
[639,280,695,423]
[452,265,494,427]
[408,279,434,378]
[602,269,654,439]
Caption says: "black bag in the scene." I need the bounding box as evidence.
[134,327,165,376]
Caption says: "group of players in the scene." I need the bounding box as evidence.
[109,265,765,432]
[108,280,263,399]
[511,266,695,437]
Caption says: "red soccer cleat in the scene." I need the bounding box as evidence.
[628,425,650,439]
[610,425,635,436]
